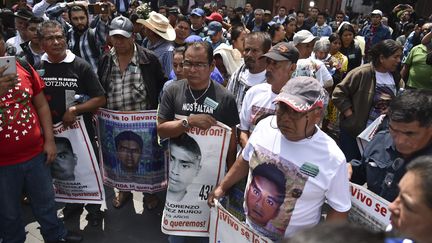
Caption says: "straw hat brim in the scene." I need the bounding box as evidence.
[137,19,176,41]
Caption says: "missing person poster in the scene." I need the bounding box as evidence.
[348,182,391,232]
[52,116,105,204]
[161,116,232,237]
[97,109,168,193]
[209,200,271,243]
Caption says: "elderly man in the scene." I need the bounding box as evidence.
[98,16,166,210]
[350,89,432,202]
[139,11,176,77]
[227,32,271,112]
[210,77,351,241]
[246,9,269,33]
[38,19,107,227]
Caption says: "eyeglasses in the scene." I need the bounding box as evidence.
[43,35,65,42]
[182,61,209,69]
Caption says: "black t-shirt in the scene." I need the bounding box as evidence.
[42,55,105,137]
[158,79,239,128]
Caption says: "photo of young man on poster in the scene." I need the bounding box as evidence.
[51,137,77,181]
[115,131,144,174]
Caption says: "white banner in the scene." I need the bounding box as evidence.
[97,109,168,193]
[348,182,391,232]
[209,200,271,243]
[161,117,231,237]
[52,116,105,204]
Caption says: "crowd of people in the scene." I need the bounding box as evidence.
[0,0,432,243]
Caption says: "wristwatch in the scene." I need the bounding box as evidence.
[181,118,189,129]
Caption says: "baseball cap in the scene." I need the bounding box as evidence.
[207,21,223,36]
[371,9,383,17]
[261,42,299,63]
[191,8,205,17]
[274,76,327,112]
[206,12,223,23]
[109,16,134,38]
[168,7,180,15]
[185,35,203,43]
[293,30,319,45]
[14,9,33,20]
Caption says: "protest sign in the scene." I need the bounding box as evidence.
[97,109,168,193]
[357,114,386,154]
[348,182,391,232]
[52,116,105,204]
[209,200,271,243]
[161,117,231,237]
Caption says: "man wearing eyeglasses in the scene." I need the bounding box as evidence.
[158,40,239,243]
[349,89,432,202]
[209,77,351,241]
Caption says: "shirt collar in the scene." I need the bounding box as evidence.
[41,49,75,63]
[111,44,139,66]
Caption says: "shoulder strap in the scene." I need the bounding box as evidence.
[16,57,35,80]
[87,28,101,57]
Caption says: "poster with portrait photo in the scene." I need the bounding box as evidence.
[161,115,232,237]
[97,108,169,193]
[52,116,105,204]
[243,145,308,241]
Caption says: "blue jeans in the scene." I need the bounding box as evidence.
[168,236,208,243]
[0,153,67,243]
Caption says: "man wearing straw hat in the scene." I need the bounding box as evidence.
[138,11,176,77]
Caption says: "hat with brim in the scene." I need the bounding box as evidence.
[274,76,327,112]
[293,30,319,45]
[109,16,133,38]
[261,42,299,62]
[137,11,176,41]
[14,9,33,20]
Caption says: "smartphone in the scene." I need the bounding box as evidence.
[88,4,109,15]
[0,56,17,75]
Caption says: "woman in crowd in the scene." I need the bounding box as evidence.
[283,17,296,42]
[332,39,404,161]
[230,25,247,56]
[269,23,286,46]
[338,23,363,72]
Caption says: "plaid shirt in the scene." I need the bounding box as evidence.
[106,45,148,111]
[67,17,108,71]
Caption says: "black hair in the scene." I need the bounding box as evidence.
[337,22,356,36]
[328,33,340,43]
[388,89,432,127]
[185,41,214,64]
[369,39,402,67]
[230,25,245,45]
[406,156,432,209]
[176,14,191,26]
[67,4,88,23]
[28,16,44,24]
[245,31,272,53]
[37,20,63,40]
[268,23,283,40]
[54,137,73,151]
[297,11,305,16]
[252,163,286,203]
[115,131,144,151]
[173,46,186,56]
[283,16,296,26]
[279,6,287,11]
[129,13,139,24]
[170,133,201,161]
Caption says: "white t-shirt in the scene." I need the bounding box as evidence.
[239,82,277,133]
[292,58,333,88]
[6,34,24,55]
[368,71,396,125]
[242,116,351,240]
[227,65,267,112]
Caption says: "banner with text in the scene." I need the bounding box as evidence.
[52,116,105,204]
[161,116,231,237]
[97,109,168,193]
[348,182,391,232]
[209,200,271,243]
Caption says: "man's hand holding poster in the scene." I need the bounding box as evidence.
[52,116,105,204]
[161,116,231,237]
[97,109,168,193]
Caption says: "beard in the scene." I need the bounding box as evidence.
[72,24,89,34]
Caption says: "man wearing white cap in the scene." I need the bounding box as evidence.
[209,76,350,241]
[139,11,176,77]
[292,30,333,89]
[360,9,391,62]
[98,15,167,210]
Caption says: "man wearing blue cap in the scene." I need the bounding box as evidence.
[190,8,208,38]
[202,21,228,50]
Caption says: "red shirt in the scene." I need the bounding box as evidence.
[0,62,45,166]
